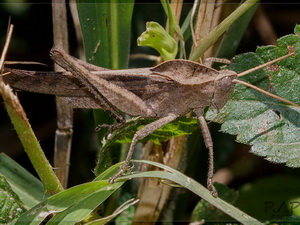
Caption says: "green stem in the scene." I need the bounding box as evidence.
[0,25,63,195]
[189,0,259,61]
[4,102,64,195]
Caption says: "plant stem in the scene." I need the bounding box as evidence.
[0,25,63,195]
[4,103,64,194]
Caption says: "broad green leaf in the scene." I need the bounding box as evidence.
[0,153,47,208]
[77,0,134,69]
[116,117,198,145]
[206,25,300,167]
[0,174,25,224]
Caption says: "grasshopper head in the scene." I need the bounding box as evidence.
[211,70,237,110]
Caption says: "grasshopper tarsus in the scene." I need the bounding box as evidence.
[207,178,218,198]
[108,163,129,184]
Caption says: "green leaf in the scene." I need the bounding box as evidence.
[15,159,263,224]
[94,117,198,175]
[137,21,178,60]
[0,174,25,224]
[14,163,125,225]
[206,27,300,167]
[0,153,47,208]
[117,117,198,144]
[85,199,138,225]
[77,0,134,69]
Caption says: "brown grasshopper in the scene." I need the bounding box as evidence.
[4,47,296,197]
[48,47,297,197]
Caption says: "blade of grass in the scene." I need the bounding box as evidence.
[122,160,263,224]
[0,153,48,208]
[12,158,262,224]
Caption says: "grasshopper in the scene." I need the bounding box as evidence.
[49,47,297,197]
[4,47,296,197]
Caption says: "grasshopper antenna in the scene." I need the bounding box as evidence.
[233,51,300,108]
[233,79,299,108]
[236,51,294,78]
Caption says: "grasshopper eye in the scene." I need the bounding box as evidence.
[220,76,233,91]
